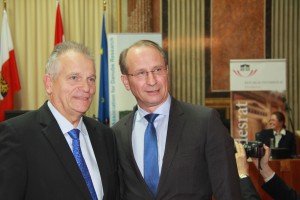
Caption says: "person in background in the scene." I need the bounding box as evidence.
[256,111,296,156]
[112,40,241,200]
[235,142,300,200]
[0,41,119,200]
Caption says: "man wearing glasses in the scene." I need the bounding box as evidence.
[112,40,241,200]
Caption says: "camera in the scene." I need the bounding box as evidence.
[243,141,265,158]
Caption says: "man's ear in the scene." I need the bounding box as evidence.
[43,74,53,95]
[121,75,131,91]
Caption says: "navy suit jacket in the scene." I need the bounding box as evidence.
[256,128,296,155]
[112,97,241,200]
[0,102,119,200]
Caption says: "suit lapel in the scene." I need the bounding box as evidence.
[120,109,157,198]
[121,102,186,198]
[157,98,185,195]
[84,118,110,198]
[39,103,91,200]
[124,110,146,182]
[278,133,287,146]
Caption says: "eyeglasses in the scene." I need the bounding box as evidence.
[126,66,167,79]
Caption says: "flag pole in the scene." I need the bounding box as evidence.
[3,0,6,10]
[103,0,106,11]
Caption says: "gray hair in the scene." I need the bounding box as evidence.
[119,40,168,75]
[45,41,95,78]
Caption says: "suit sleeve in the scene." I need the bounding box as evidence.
[0,122,27,199]
[262,174,300,200]
[240,177,261,200]
[205,109,242,199]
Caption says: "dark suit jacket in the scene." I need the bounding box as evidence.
[0,102,119,200]
[240,177,261,200]
[112,98,241,200]
[262,174,300,200]
[256,129,296,155]
[240,175,300,200]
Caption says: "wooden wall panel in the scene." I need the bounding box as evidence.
[211,0,265,91]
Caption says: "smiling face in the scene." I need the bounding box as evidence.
[269,114,284,132]
[44,50,96,124]
[121,45,169,113]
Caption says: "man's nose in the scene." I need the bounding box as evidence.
[145,71,157,84]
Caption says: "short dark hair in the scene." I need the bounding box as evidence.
[272,111,286,128]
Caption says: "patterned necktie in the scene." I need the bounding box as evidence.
[144,113,159,196]
[68,129,98,200]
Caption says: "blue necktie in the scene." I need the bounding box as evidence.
[144,114,159,196]
[68,129,98,200]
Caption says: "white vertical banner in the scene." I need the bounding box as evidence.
[108,33,162,126]
[230,59,287,142]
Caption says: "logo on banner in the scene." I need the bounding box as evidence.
[233,64,257,77]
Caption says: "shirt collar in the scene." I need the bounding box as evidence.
[136,94,171,121]
[273,129,286,136]
[47,101,85,136]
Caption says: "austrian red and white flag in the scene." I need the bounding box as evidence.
[54,2,64,46]
[0,10,21,121]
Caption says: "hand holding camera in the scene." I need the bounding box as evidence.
[235,141,274,181]
[243,141,265,158]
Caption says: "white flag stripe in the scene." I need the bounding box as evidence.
[0,10,14,69]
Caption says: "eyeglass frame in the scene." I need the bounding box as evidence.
[126,66,168,79]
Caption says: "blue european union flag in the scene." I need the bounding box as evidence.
[98,13,109,125]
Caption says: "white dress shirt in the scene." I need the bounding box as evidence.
[274,129,286,148]
[47,101,103,199]
[132,95,171,177]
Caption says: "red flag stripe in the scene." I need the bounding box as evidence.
[54,3,64,46]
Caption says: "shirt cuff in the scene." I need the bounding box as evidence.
[239,174,248,179]
[264,172,275,182]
